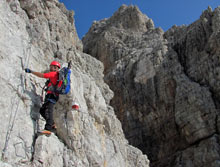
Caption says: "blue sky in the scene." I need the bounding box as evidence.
[59,0,219,39]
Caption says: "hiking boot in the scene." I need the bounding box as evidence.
[37,130,52,136]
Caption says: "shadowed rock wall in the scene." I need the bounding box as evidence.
[83,5,220,167]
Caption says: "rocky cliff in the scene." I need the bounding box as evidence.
[83,5,220,167]
[0,0,149,167]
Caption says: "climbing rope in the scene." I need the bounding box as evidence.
[22,38,33,90]
[14,134,32,159]
[2,38,33,160]
[2,91,21,160]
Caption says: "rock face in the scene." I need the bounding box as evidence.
[83,5,220,167]
[0,1,149,167]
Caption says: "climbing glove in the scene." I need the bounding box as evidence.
[25,68,32,73]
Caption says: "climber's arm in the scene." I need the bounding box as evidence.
[31,71,44,78]
[25,68,44,78]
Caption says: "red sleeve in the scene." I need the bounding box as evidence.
[43,72,57,79]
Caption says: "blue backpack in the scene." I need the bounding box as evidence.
[56,66,71,94]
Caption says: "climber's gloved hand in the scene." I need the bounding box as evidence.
[25,68,32,73]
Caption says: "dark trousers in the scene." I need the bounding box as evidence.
[39,94,58,130]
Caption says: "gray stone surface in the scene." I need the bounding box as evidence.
[83,4,220,167]
[0,1,149,167]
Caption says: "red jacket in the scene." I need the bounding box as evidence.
[44,72,59,94]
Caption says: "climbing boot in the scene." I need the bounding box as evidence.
[37,130,52,136]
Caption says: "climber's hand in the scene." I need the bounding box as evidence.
[25,68,32,73]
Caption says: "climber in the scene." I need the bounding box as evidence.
[25,61,61,136]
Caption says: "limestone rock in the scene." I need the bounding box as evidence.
[0,1,149,167]
[83,4,220,167]
[83,5,158,73]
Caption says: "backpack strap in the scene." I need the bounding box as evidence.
[43,79,50,91]
[68,60,72,69]
[44,79,58,95]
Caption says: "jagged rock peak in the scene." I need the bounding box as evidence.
[108,4,154,31]
[85,5,154,37]
[82,5,163,75]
